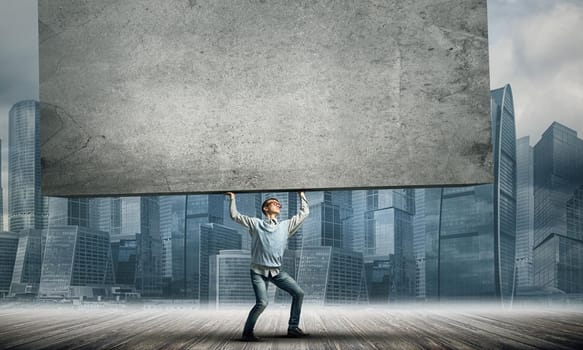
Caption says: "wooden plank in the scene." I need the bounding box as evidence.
[0,306,582,350]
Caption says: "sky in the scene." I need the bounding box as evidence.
[1,0,583,229]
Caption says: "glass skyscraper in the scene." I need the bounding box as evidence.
[302,191,351,249]
[349,189,415,301]
[435,185,496,300]
[491,84,517,304]
[8,100,48,232]
[130,197,162,296]
[515,136,535,291]
[297,246,367,304]
[420,84,517,303]
[0,232,19,297]
[413,188,426,299]
[39,225,114,298]
[9,229,43,296]
[533,122,583,293]
[41,197,115,298]
[209,250,255,307]
[198,223,241,303]
[159,195,173,293]
[101,196,163,296]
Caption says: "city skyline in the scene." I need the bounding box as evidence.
[1,116,582,302]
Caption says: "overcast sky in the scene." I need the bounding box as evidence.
[488,0,583,142]
[1,0,583,228]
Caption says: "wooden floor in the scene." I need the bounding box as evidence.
[0,304,582,349]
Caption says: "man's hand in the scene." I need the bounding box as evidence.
[225,192,235,200]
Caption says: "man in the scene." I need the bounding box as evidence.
[225,191,310,342]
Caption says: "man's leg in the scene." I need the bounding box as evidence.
[243,270,269,337]
[271,271,304,331]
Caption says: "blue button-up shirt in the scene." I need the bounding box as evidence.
[230,194,309,276]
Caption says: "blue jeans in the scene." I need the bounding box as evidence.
[243,270,304,335]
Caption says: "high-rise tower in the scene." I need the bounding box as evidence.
[533,122,583,293]
[420,84,517,304]
[515,136,535,291]
[8,100,48,232]
[491,84,517,304]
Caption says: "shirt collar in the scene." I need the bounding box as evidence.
[264,217,278,225]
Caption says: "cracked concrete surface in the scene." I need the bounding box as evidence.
[39,0,492,196]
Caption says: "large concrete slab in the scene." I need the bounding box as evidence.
[39,0,492,196]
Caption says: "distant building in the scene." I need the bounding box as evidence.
[158,196,174,294]
[0,232,19,297]
[111,238,137,287]
[490,84,517,304]
[413,189,426,299]
[364,258,392,303]
[302,191,351,249]
[86,196,162,297]
[8,100,48,232]
[434,185,497,301]
[567,186,583,241]
[297,246,367,305]
[515,136,535,291]
[180,194,230,299]
[124,197,162,297]
[209,250,255,307]
[419,84,517,304]
[533,122,583,293]
[349,189,416,301]
[40,197,115,299]
[198,223,241,303]
[9,229,43,296]
[38,225,114,299]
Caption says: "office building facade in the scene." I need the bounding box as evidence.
[419,85,517,303]
[348,189,415,301]
[0,232,19,296]
[9,229,43,296]
[515,136,535,290]
[533,122,583,293]
[198,223,241,302]
[8,100,48,232]
[39,225,114,298]
[491,84,517,304]
[209,250,255,307]
[297,246,367,304]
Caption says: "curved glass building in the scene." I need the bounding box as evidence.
[8,100,48,232]
[422,85,517,304]
[490,84,517,304]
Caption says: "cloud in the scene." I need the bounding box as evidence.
[488,0,583,143]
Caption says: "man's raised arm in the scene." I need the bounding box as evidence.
[288,191,309,236]
[225,192,255,229]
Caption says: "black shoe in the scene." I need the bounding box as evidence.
[287,327,310,338]
[241,333,262,342]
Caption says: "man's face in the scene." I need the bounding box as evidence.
[264,200,281,216]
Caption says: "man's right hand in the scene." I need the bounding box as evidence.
[225,192,235,200]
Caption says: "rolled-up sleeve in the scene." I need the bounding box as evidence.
[288,194,309,236]
[230,199,256,231]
